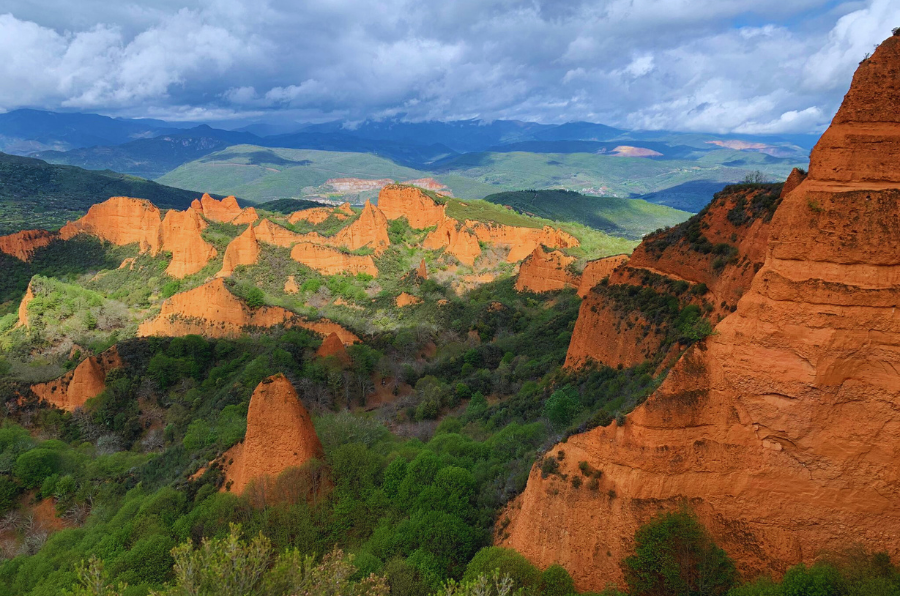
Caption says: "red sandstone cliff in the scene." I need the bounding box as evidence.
[159,208,217,278]
[316,332,351,364]
[31,347,123,411]
[378,184,446,229]
[515,246,580,293]
[423,217,482,266]
[500,33,900,591]
[218,225,260,277]
[223,374,325,495]
[0,229,57,261]
[138,278,359,342]
[60,196,162,253]
[290,243,378,277]
[331,200,390,252]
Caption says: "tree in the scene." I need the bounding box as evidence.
[544,387,580,428]
[245,287,265,308]
[623,510,737,596]
[464,547,541,594]
[437,570,520,596]
[13,448,61,489]
[540,564,575,596]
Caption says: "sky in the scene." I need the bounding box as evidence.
[0,0,897,134]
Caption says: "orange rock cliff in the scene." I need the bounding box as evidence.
[0,229,57,261]
[378,184,446,229]
[499,33,900,591]
[223,374,325,495]
[138,278,359,343]
[30,348,123,411]
[515,246,580,293]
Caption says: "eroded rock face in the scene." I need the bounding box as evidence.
[378,184,446,229]
[515,246,580,293]
[501,34,900,591]
[808,35,900,184]
[224,374,325,495]
[254,218,313,247]
[138,278,293,338]
[577,255,629,298]
[289,207,335,225]
[60,196,162,254]
[331,200,390,252]
[395,292,422,307]
[468,222,580,262]
[565,183,777,370]
[138,278,360,343]
[423,218,482,266]
[316,332,350,364]
[196,194,244,223]
[218,225,260,277]
[31,347,123,411]
[0,229,57,261]
[160,208,217,278]
[416,258,428,280]
[232,207,259,225]
[290,243,378,277]
[284,275,300,294]
[16,280,35,327]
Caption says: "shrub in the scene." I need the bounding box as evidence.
[245,287,265,308]
[13,448,62,489]
[540,457,560,478]
[623,510,737,596]
[463,547,541,594]
[540,564,575,596]
[544,386,580,428]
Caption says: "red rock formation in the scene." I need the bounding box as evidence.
[515,246,580,293]
[331,200,390,252]
[316,332,351,364]
[378,184,446,229]
[60,196,162,254]
[284,275,300,294]
[0,229,57,261]
[565,183,777,369]
[16,280,35,328]
[780,167,807,198]
[218,225,260,277]
[416,258,428,280]
[395,292,422,307]
[223,374,325,495]
[254,218,317,247]
[423,217,482,266]
[468,222,579,262]
[139,278,360,343]
[232,207,259,225]
[290,242,378,277]
[289,207,334,225]
[501,34,900,591]
[337,202,354,216]
[31,348,122,411]
[197,194,244,223]
[577,255,629,298]
[160,208,217,278]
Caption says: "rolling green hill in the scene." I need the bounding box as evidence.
[483,189,689,239]
[157,145,427,202]
[0,152,216,235]
[158,145,805,212]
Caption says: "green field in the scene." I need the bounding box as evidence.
[482,189,689,239]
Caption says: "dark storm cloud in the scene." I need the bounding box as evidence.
[0,0,896,132]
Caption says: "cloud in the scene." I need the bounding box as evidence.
[0,0,897,133]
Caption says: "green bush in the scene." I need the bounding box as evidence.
[13,448,62,489]
[540,564,575,596]
[624,510,737,596]
[544,386,580,427]
[463,547,541,594]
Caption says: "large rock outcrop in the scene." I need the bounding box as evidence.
[30,348,123,411]
[316,332,351,364]
[159,208,217,278]
[290,243,378,277]
[254,218,310,247]
[500,33,900,591]
[331,200,390,252]
[515,246,580,293]
[565,182,780,370]
[378,184,446,229]
[468,222,580,262]
[218,225,260,277]
[60,197,162,253]
[423,217,482,267]
[194,194,243,223]
[0,229,57,261]
[58,196,218,278]
[223,374,325,495]
[138,278,359,342]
